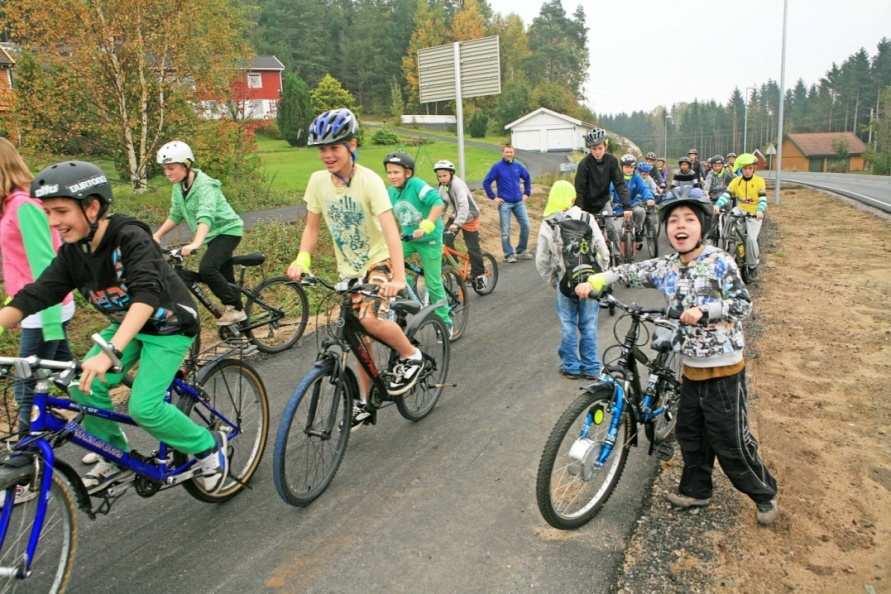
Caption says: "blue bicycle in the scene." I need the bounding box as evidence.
[536,294,681,529]
[0,335,269,592]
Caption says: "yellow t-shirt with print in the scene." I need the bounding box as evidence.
[304,164,392,279]
[726,175,766,215]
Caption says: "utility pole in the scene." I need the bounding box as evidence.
[743,85,756,152]
[775,0,788,205]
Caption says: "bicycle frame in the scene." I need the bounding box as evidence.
[442,244,469,280]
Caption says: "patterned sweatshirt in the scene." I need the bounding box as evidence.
[602,245,752,368]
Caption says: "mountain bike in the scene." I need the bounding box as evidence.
[0,335,269,592]
[536,293,682,530]
[442,231,499,296]
[272,276,450,507]
[166,249,309,355]
[719,208,758,284]
[642,203,660,258]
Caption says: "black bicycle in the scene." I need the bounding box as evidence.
[536,293,682,529]
[272,276,450,506]
[166,249,309,355]
[642,203,660,258]
[719,208,759,284]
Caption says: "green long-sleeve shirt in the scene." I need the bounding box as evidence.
[168,170,243,243]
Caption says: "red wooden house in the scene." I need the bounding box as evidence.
[200,55,285,120]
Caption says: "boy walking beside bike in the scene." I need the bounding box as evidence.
[434,159,486,292]
[535,181,609,380]
[286,109,425,408]
[578,188,779,525]
[0,161,228,492]
[151,141,246,326]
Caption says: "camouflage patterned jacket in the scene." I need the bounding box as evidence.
[603,245,752,368]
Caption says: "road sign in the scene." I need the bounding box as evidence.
[417,36,501,179]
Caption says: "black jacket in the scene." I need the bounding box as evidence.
[574,152,629,214]
[11,214,199,336]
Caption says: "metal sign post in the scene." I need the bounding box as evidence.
[418,36,501,181]
[775,0,788,205]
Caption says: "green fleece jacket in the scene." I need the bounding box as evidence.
[168,169,243,243]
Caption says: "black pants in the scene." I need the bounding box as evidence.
[199,234,242,309]
[675,369,778,504]
[445,227,485,278]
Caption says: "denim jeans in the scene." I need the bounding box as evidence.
[498,201,530,257]
[14,323,73,432]
[554,292,600,375]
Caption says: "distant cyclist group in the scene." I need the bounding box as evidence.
[0,109,778,591]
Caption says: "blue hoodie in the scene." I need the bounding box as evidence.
[609,174,652,215]
[483,159,531,203]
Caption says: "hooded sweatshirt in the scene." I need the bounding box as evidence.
[1,188,74,339]
[169,169,243,243]
[574,152,629,214]
[11,214,199,336]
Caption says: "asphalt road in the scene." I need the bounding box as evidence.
[64,259,669,593]
[762,170,891,212]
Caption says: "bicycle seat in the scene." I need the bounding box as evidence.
[390,300,422,315]
[228,253,266,267]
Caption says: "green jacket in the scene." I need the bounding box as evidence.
[387,176,444,245]
[168,170,243,243]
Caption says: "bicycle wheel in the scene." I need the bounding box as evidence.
[443,269,469,342]
[472,252,499,296]
[536,387,632,530]
[177,359,269,503]
[273,363,352,507]
[622,227,635,264]
[244,276,309,354]
[647,374,680,445]
[397,315,450,421]
[0,469,77,594]
[645,217,659,258]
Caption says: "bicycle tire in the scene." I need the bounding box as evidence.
[273,363,352,507]
[443,269,469,342]
[645,218,659,258]
[0,470,77,594]
[244,276,309,354]
[396,315,450,421]
[177,359,270,503]
[536,388,632,530]
[645,375,680,445]
[622,227,635,264]
[472,252,499,296]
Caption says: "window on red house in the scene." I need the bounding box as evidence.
[247,72,262,89]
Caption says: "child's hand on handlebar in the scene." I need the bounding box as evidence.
[379,278,405,298]
[79,353,114,393]
[680,307,704,325]
[180,242,201,257]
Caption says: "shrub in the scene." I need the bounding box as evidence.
[467,111,489,138]
[371,128,400,145]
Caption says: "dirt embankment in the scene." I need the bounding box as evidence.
[619,185,891,593]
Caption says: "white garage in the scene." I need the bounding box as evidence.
[505,107,592,153]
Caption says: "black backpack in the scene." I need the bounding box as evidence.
[547,212,602,298]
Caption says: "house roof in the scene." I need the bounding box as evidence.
[0,47,15,67]
[786,132,865,157]
[504,107,593,130]
[247,55,285,71]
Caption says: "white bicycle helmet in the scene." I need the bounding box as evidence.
[433,159,456,173]
[156,141,195,166]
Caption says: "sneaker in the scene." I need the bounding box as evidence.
[195,431,229,493]
[82,452,100,465]
[387,353,425,396]
[474,275,488,292]
[666,492,711,508]
[217,306,247,326]
[518,251,534,261]
[505,254,518,263]
[580,370,601,381]
[756,497,779,525]
[351,402,371,431]
[560,368,582,379]
[82,460,128,490]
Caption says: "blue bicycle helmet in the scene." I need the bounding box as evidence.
[307,108,359,146]
[637,162,654,174]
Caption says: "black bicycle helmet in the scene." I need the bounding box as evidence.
[658,186,714,240]
[708,154,724,165]
[31,161,113,249]
[725,152,737,159]
[383,152,415,171]
[678,156,692,166]
[646,151,657,160]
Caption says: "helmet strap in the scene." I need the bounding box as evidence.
[77,201,106,254]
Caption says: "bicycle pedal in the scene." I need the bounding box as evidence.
[654,441,675,461]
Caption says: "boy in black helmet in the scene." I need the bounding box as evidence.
[577,186,779,526]
[0,161,229,493]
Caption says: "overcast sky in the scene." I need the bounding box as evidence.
[487,0,891,115]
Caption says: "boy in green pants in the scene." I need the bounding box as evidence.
[0,161,228,493]
[383,152,451,330]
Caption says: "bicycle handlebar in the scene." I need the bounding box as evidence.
[0,332,125,381]
[299,275,382,298]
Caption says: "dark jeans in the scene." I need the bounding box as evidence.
[445,228,485,278]
[200,234,242,309]
[675,369,778,504]
[15,323,73,432]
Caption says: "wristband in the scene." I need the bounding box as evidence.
[587,273,608,294]
[291,251,311,271]
[419,219,435,234]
